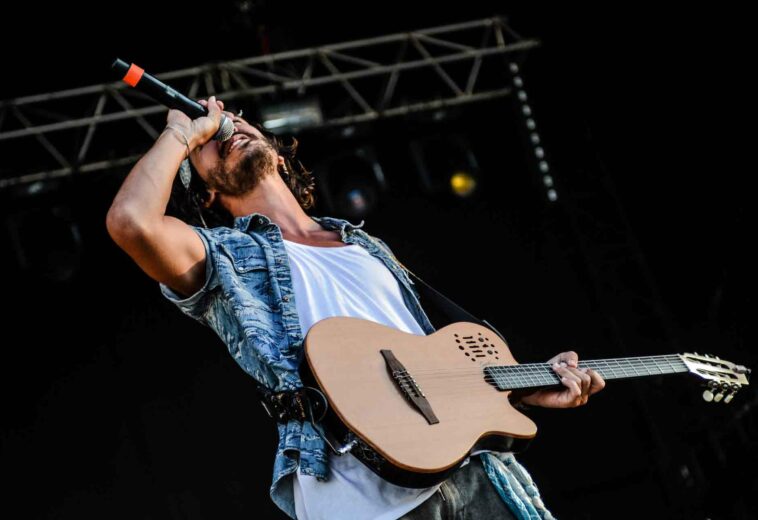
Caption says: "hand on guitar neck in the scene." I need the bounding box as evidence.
[511,351,606,409]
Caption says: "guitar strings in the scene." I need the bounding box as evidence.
[383,354,686,377]
[373,355,689,394]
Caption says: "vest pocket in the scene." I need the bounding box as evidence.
[219,243,269,273]
[217,243,275,310]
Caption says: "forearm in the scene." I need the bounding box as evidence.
[107,127,190,231]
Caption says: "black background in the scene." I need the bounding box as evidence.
[1,3,752,519]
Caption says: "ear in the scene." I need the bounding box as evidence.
[202,189,218,209]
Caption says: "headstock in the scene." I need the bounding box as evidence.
[680,352,751,403]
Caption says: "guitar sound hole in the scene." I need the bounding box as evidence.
[455,332,501,362]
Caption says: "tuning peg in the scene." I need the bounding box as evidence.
[702,381,719,402]
[723,384,741,404]
[714,382,733,402]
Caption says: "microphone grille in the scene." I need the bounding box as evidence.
[213,115,235,142]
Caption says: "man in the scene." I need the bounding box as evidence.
[106,95,606,519]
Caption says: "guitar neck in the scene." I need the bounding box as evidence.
[484,354,688,392]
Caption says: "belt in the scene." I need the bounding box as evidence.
[256,384,363,457]
[256,385,328,424]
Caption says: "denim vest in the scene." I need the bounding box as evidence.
[159,212,555,520]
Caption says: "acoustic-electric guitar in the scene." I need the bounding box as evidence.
[299,316,751,488]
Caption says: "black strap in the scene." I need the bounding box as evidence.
[404,268,508,344]
[366,235,508,343]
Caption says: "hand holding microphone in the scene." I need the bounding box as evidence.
[166,96,225,150]
[111,58,235,145]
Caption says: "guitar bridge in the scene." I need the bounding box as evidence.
[380,349,439,425]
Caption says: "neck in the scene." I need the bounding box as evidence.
[220,172,321,235]
[485,354,690,392]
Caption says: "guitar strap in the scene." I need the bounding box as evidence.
[367,235,509,344]
[402,267,508,343]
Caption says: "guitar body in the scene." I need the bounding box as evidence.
[301,316,537,488]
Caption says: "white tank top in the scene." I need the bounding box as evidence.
[283,238,446,520]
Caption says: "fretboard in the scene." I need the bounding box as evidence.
[483,354,688,392]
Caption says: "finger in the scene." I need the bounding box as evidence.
[585,368,606,395]
[198,99,208,106]
[552,364,583,403]
[222,110,240,128]
[561,369,588,405]
[218,100,224,109]
[562,351,579,368]
[207,96,222,120]
[549,351,579,369]
[566,367,592,397]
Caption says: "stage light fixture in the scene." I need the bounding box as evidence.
[259,98,323,134]
[449,171,477,197]
[408,133,481,198]
[316,146,387,220]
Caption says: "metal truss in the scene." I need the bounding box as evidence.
[0,16,539,190]
[557,150,693,510]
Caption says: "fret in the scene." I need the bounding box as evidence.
[625,358,636,377]
[614,359,626,379]
[485,354,688,392]
[615,359,627,378]
[526,364,541,387]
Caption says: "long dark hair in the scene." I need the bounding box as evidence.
[167,122,316,228]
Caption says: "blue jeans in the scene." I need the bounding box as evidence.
[398,455,518,519]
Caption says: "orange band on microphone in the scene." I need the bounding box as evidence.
[123,64,144,87]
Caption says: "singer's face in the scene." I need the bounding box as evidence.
[190,117,279,197]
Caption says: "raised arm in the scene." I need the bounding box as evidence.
[105,97,224,298]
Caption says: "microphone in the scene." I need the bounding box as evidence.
[111,58,234,142]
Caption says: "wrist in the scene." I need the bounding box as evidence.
[509,391,534,410]
[186,120,217,150]
[186,124,206,150]
[163,124,193,159]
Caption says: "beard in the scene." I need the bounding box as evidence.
[205,139,277,197]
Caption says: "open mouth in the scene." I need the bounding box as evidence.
[221,133,251,158]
